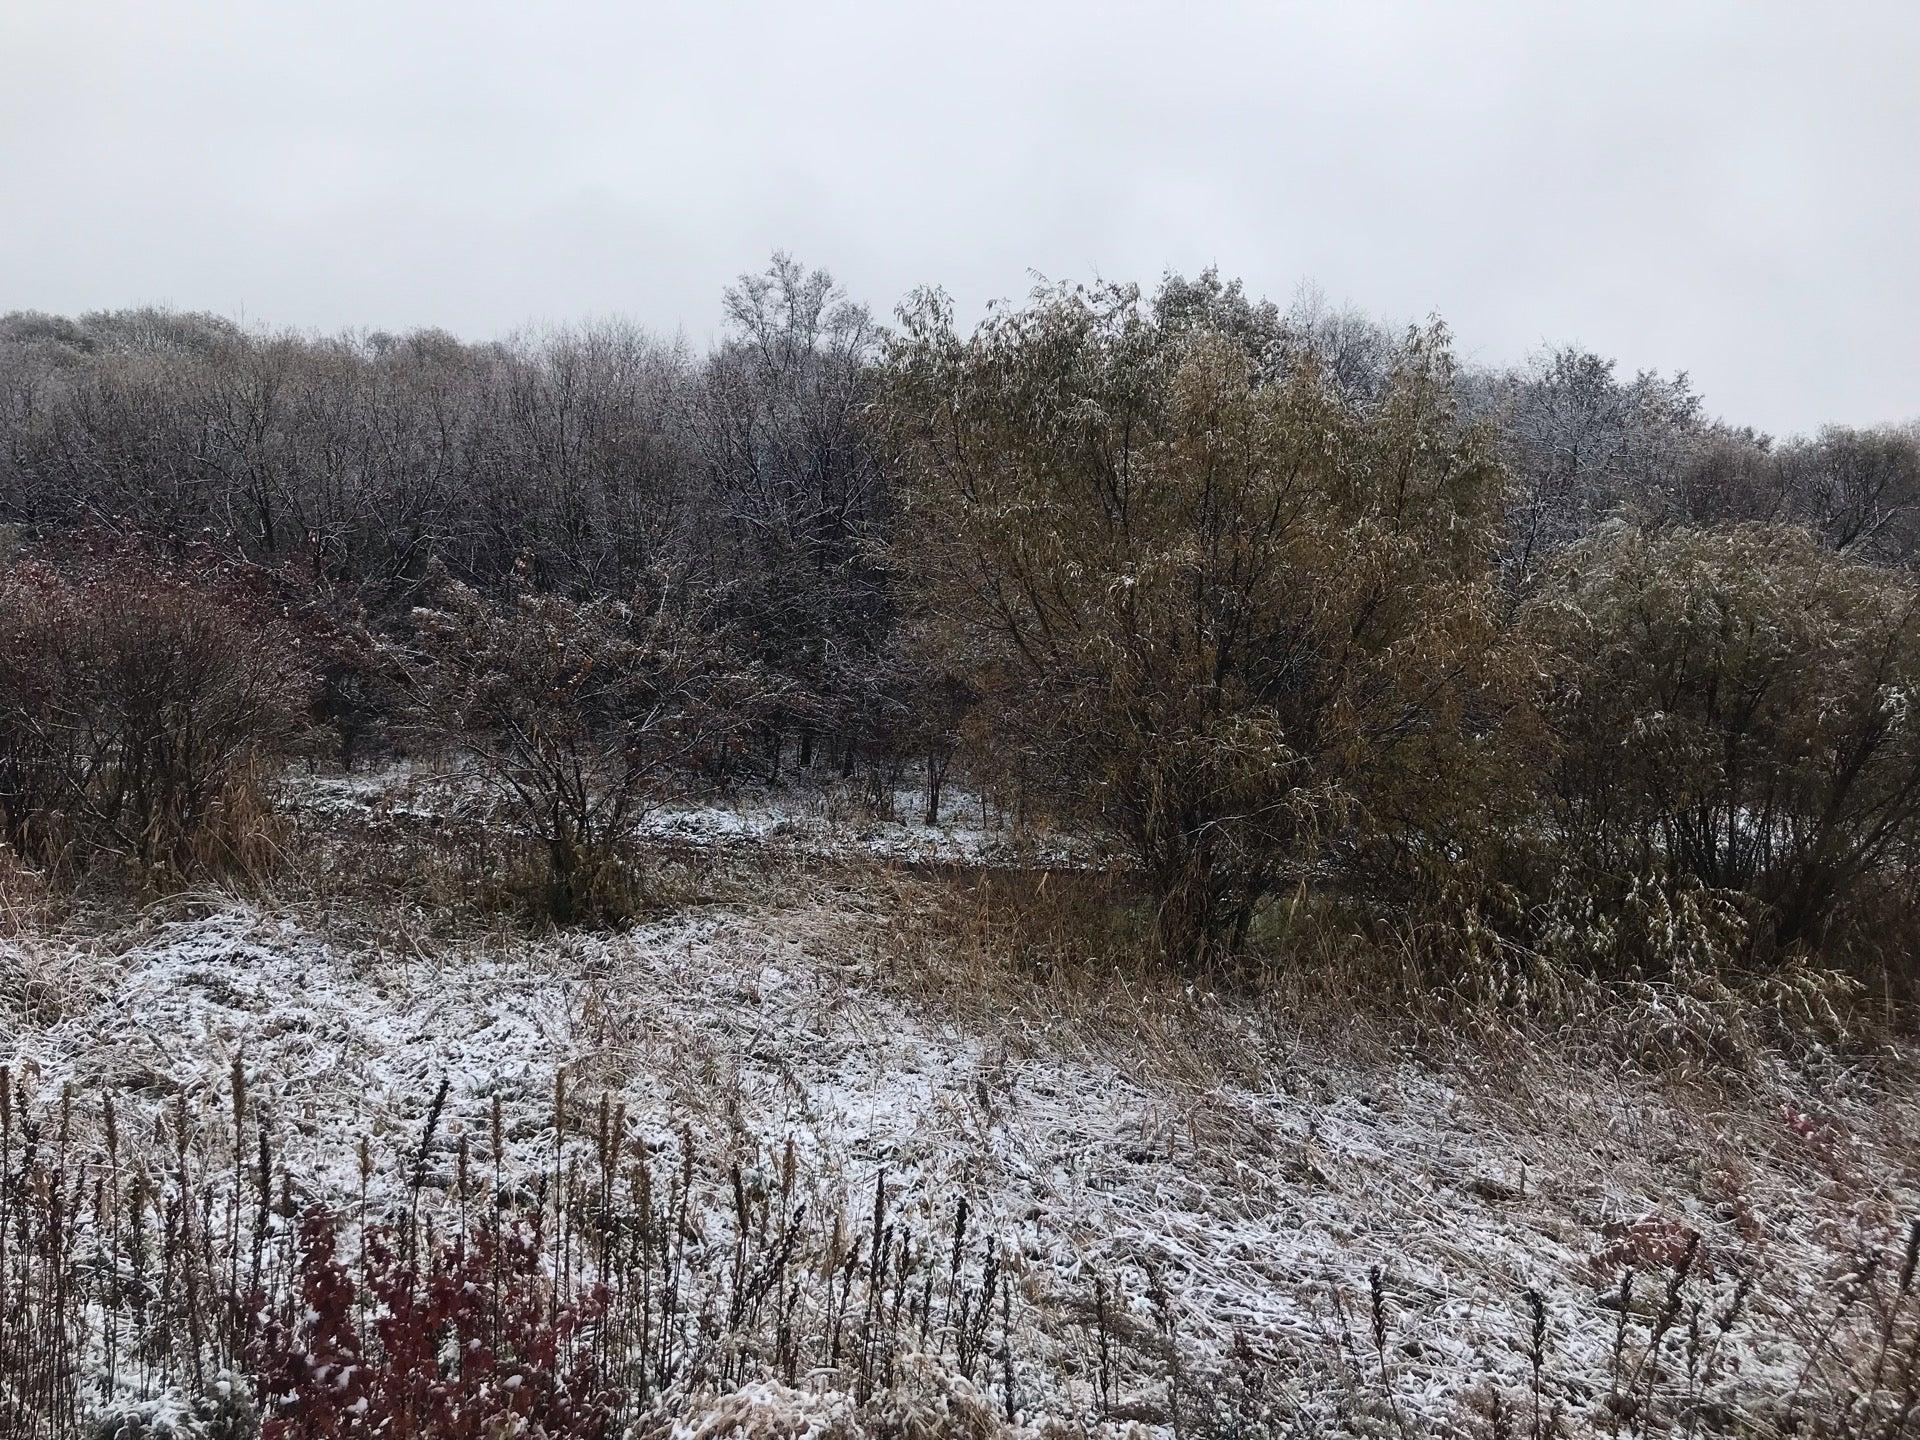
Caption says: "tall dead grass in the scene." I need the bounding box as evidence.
[857,856,1893,1108]
[4,1058,1920,1437]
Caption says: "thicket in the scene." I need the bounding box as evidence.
[0,544,312,886]
[1,263,1919,993]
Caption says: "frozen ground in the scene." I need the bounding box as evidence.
[285,761,1087,869]
[6,857,1919,1433]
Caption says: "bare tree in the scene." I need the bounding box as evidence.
[692,254,890,775]
[1777,424,1920,563]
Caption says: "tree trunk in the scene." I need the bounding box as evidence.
[925,751,948,826]
[548,831,577,925]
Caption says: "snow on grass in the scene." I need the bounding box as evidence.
[283,762,1084,869]
[6,873,1920,1431]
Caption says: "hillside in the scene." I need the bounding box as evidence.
[5,777,1918,1438]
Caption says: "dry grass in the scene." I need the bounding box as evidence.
[9,780,1920,1436]
[0,1066,1033,1440]
[7,886,1920,1438]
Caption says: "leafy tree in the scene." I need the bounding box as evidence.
[883,279,1510,965]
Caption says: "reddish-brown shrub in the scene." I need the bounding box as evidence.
[0,545,312,880]
[251,1207,611,1440]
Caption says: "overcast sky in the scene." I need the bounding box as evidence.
[2,2,1914,435]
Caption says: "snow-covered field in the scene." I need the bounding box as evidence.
[7,810,1920,1436]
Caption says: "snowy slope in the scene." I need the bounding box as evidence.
[7,873,1919,1434]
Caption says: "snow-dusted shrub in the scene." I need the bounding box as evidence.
[1526,524,1920,964]
[396,569,773,923]
[0,549,312,883]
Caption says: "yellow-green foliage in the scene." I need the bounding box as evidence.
[882,280,1513,965]
[1526,523,1920,955]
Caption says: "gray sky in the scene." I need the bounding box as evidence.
[3,1,1914,436]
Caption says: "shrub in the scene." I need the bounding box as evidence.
[883,279,1513,967]
[250,1208,609,1440]
[1525,524,1920,964]
[396,570,772,923]
[0,550,312,882]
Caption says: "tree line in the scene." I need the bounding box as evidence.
[2,258,1918,985]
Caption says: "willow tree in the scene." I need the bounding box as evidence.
[881,278,1510,966]
[1528,522,1920,954]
